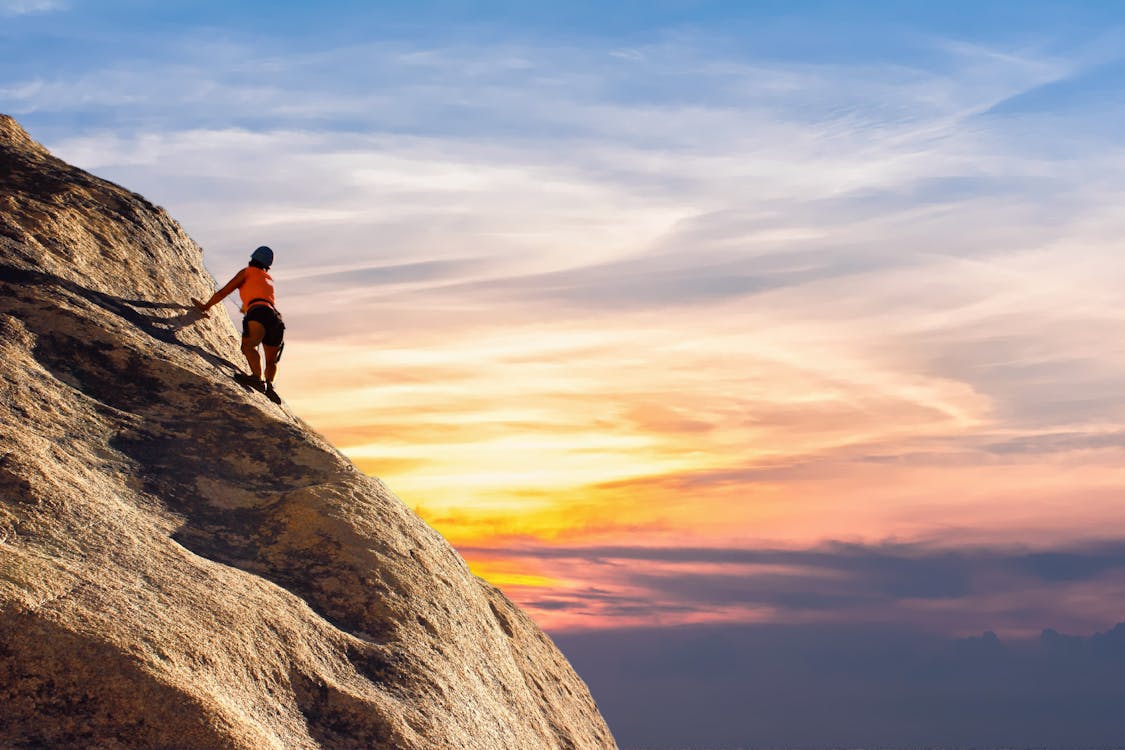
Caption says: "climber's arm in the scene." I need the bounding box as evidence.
[193,269,246,316]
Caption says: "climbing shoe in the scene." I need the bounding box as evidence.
[233,372,266,392]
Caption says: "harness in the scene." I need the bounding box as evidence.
[246,297,275,311]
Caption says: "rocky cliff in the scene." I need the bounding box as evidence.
[0,114,618,750]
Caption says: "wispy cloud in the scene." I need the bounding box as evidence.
[463,540,1125,632]
[0,0,65,17]
[12,15,1125,635]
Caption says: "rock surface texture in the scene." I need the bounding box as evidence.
[0,115,618,750]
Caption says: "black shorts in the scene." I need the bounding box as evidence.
[243,304,285,347]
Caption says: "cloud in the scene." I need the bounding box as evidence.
[0,0,65,16]
[460,539,1125,633]
[13,14,1125,634]
[983,52,1125,119]
[31,34,1119,335]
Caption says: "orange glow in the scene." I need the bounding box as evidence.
[280,282,1125,630]
[466,558,561,590]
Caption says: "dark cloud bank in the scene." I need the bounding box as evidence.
[472,539,1125,631]
[555,621,1125,749]
[498,540,1125,748]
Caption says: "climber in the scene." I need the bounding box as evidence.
[192,245,285,404]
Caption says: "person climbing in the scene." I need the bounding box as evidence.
[192,245,285,404]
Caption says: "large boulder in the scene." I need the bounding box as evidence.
[0,114,617,750]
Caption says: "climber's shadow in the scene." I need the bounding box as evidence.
[0,263,240,373]
[128,302,210,334]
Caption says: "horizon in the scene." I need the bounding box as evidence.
[6,1,1125,746]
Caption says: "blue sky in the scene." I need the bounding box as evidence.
[8,1,1124,136]
[7,2,1125,746]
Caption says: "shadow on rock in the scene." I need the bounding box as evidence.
[0,263,239,374]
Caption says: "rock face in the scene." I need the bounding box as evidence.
[0,115,618,750]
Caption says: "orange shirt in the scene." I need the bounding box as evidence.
[238,266,275,312]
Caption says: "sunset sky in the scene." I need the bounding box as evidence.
[7,1,1125,744]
